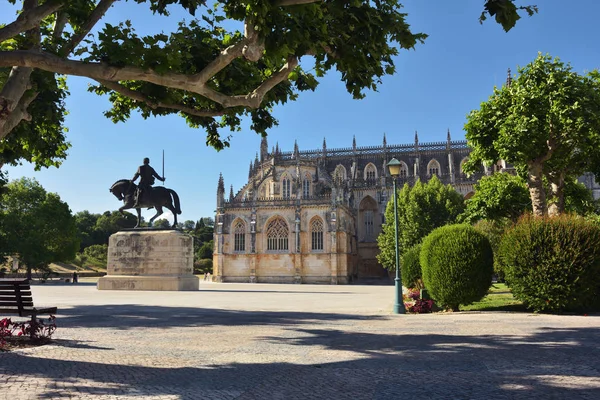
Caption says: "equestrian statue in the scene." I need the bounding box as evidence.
[109,157,181,228]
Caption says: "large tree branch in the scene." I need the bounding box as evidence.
[61,0,117,56]
[2,91,39,138]
[0,50,294,110]
[52,10,68,41]
[0,0,64,43]
[203,56,298,108]
[96,79,225,118]
[194,39,249,85]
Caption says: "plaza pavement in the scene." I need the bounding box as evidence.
[1,281,599,400]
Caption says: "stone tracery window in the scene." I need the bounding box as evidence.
[399,162,408,177]
[365,164,377,180]
[303,176,311,197]
[282,176,291,198]
[428,159,441,176]
[311,217,324,251]
[364,210,374,240]
[233,220,245,252]
[267,217,289,251]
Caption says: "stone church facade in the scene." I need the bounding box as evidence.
[213,132,490,284]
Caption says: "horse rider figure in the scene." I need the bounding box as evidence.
[132,157,165,208]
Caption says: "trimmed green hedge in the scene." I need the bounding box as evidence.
[401,243,423,289]
[498,215,600,312]
[420,224,494,311]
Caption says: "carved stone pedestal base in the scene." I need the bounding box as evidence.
[98,229,199,291]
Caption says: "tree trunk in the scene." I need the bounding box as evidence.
[548,172,565,217]
[527,162,547,216]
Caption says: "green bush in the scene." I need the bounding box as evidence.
[498,215,600,312]
[420,224,494,311]
[474,218,513,282]
[401,243,423,289]
[194,258,213,275]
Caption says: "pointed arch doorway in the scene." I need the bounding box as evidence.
[357,196,388,279]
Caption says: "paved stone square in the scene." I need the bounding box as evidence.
[1,282,599,399]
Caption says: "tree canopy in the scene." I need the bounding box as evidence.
[459,173,531,224]
[464,53,600,217]
[0,177,79,278]
[376,175,464,269]
[0,0,537,167]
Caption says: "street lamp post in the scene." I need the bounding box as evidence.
[387,158,405,314]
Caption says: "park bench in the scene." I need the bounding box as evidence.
[0,279,57,334]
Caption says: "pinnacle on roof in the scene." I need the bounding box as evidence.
[352,135,356,149]
[217,173,224,193]
[447,128,451,142]
[229,185,234,201]
[506,68,513,87]
[414,131,419,144]
[383,133,387,147]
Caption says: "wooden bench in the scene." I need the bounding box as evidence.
[0,279,57,337]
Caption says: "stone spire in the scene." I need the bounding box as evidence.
[506,68,513,87]
[322,138,327,158]
[229,185,234,202]
[217,173,225,207]
[383,133,387,148]
[446,128,452,150]
[254,152,259,170]
[293,140,299,159]
[275,142,280,155]
[352,135,357,151]
[248,161,253,179]
[414,131,419,145]
[260,136,268,162]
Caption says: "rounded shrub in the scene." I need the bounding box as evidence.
[498,215,600,313]
[420,224,494,311]
[401,243,423,289]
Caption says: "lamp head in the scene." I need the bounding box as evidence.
[387,158,402,177]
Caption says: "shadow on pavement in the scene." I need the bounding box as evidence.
[2,326,599,399]
[57,304,389,330]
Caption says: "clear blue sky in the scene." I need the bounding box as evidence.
[3,0,600,224]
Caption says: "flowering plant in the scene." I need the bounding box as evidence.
[0,316,56,350]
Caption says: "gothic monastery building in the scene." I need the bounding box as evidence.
[213,132,496,284]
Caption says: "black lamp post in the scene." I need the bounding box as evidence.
[387,158,405,314]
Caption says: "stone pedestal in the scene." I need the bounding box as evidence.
[98,229,199,291]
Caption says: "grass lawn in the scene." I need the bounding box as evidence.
[461,283,527,312]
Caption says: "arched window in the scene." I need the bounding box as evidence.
[282,176,291,198]
[428,159,441,176]
[365,163,377,180]
[399,161,409,177]
[267,217,289,251]
[359,196,378,242]
[303,175,311,197]
[233,220,245,252]
[311,217,324,251]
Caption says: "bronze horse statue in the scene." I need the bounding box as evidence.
[109,179,181,228]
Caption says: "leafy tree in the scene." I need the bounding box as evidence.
[196,240,214,260]
[0,177,79,279]
[464,53,600,217]
[182,220,196,231]
[377,175,464,269]
[564,180,598,216]
[152,218,171,229]
[460,173,531,224]
[74,210,102,250]
[95,210,137,239]
[1,0,536,156]
[82,243,108,268]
